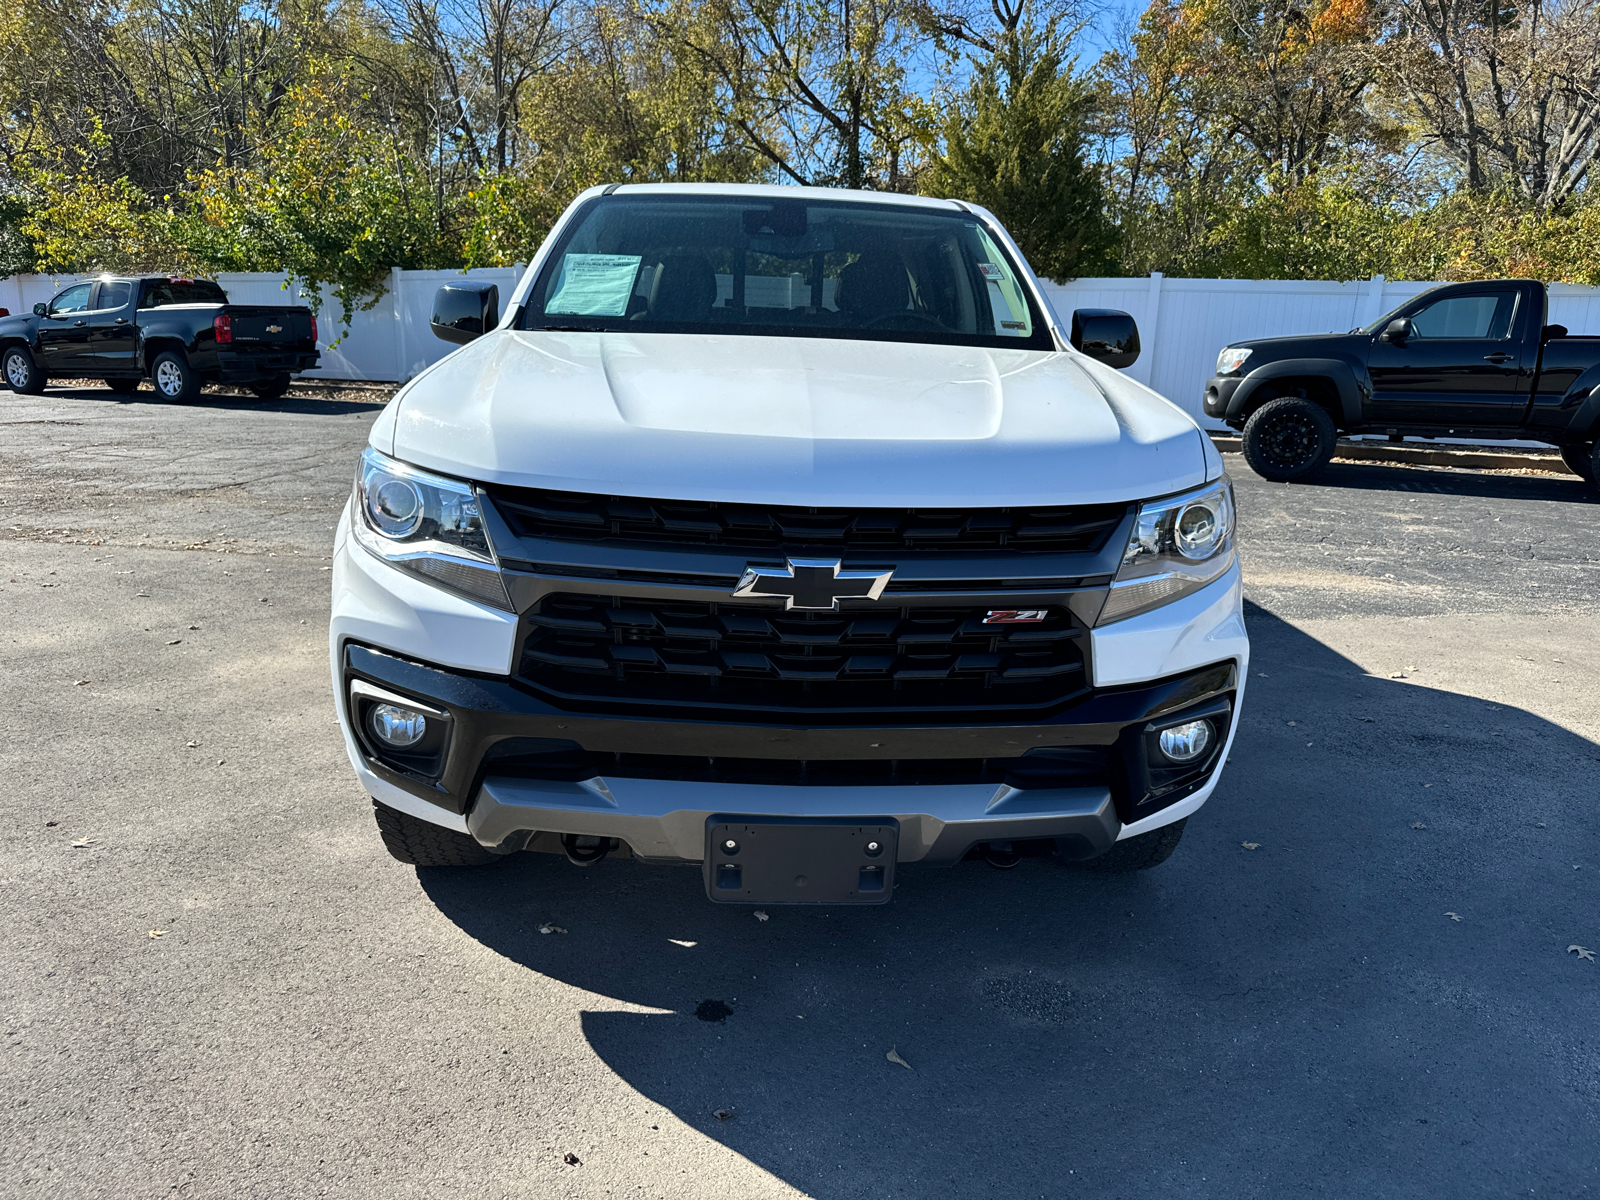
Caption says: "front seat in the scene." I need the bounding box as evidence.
[646,254,718,322]
[834,252,909,323]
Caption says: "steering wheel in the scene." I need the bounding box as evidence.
[862,311,948,331]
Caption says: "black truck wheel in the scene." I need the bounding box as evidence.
[1242,396,1338,482]
[1558,442,1595,483]
[248,373,292,400]
[1075,819,1187,873]
[2,346,46,395]
[105,377,140,395]
[373,800,503,867]
[150,351,201,403]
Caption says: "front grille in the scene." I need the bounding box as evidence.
[516,593,1091,718]
[489,487,1129,555]
[483,742,1111,789]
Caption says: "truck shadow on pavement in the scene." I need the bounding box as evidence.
[41,382,385,417]
[1305,458,1594,502]
[419,602,1600,1198]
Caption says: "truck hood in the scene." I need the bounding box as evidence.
[1232,331,1370,359]
[380,330,1209,508]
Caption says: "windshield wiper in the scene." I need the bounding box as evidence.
[529,324,616,332]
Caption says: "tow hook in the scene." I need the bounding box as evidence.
[561,833,616,866]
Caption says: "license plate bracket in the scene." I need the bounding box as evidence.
[704,816,898,905]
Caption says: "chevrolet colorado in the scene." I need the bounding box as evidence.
[0,275,318,401]
[331,184,1248,904]
[1204,279,1600,487]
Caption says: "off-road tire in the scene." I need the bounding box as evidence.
[1242,396,1338,482]
[2,346,46,395]
[1558,441,1595,483]
[1076,818,1187,873]
[105,377,140,395]
[372,800,502,867]
[150,351,201,403]
[248,373,292,400]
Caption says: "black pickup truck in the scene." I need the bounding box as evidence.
[1203,279,1600,489]
[0,275,318,402]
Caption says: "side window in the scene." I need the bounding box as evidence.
[94,282,131,311]
[51,284,93,314]
[1409,292,1517,340]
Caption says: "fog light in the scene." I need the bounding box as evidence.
[1158,719,1212,762]
[370,703,427,747]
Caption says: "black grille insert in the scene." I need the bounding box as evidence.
[489,487,1128,555]
[517,594,1091,717]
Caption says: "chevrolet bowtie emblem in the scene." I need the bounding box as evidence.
[733,558,894,611]
[265,324,282,333]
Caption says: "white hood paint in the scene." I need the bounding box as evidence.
[382,330,1209,508]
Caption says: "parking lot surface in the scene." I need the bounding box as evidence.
[2,384,1597,1199]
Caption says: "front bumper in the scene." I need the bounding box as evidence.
[330,501,1249,864]
[1203,374,1244,421]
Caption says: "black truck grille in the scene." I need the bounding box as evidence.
[517,594,1091,718]
[489,487,1128,555]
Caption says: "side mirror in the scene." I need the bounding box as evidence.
[1542,323,1568,342]
[1380,317,1411,344]
[431,282,499,345]
[1070,308,1140,369]
[33,302,48,317]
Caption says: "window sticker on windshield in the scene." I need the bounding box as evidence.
[546,254,642,316]
[978,263,1005,280]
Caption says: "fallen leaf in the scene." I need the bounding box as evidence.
[1568,945,1595,962]
[147,930,167,939]
[44,820,58,827]
[188,625,199,630]
[216,759,225,766]
[753,911,769,922]
[1411,822,1427,830]
[185,741,199,748]
[73,679,89,686]
[1241,842,1260,850]
[165,639,181,646]
[886,1047,913,1070]
[538,923,567,935]
[713,1107,735,1121]
[70,838,93,848]
[562,1152,581,1166]
[1445,912,1461,921]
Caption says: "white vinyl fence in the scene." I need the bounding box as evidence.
[6,269,1598,428]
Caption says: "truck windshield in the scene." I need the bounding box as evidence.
[520,195,1054,350]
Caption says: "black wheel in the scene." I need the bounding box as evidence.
[105,377,140,395]
[1241,396,1338,482]
[2,346,46,395]
[1075,818,1187,873]
[248,373,292,400]
[372,800,503,867]
[1558,441,1595,483]
[150,351,201,402]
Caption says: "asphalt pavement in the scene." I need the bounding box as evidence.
[2,383,1597,1199]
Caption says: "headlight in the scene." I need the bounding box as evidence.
[1097,480,1235,625]
[351,447,512,611]
[1215,347,1252,375]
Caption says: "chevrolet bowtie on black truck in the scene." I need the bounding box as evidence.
[1203,279,1600,489]
[0,275,319,402]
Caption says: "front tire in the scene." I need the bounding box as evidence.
[373,800,502,867]
[1242,396,1338,482]
[248,373,292,400]
[3,346,46,395]
[150,351,201,403]
[1559,441,1595,483]
[1075,818,1187,873]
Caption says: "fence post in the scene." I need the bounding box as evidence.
[1134,272,1163,387]
[392,266,407,383]
[1362,273,1387,328]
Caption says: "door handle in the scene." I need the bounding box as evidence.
[73,320,86,327]
[1483,352,1512,363]
[114,317,127,324]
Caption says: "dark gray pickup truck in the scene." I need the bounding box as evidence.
[1202,279,1600,489]
[0,275,319,402]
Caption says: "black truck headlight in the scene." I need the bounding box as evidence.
[352,447,512,611]
[1098,479,1235,625]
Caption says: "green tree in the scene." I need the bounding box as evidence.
[928,24,1116,279]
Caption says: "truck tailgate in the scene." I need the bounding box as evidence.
[225,307,315,346]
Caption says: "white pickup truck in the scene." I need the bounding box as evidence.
[329,183,1248,904]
